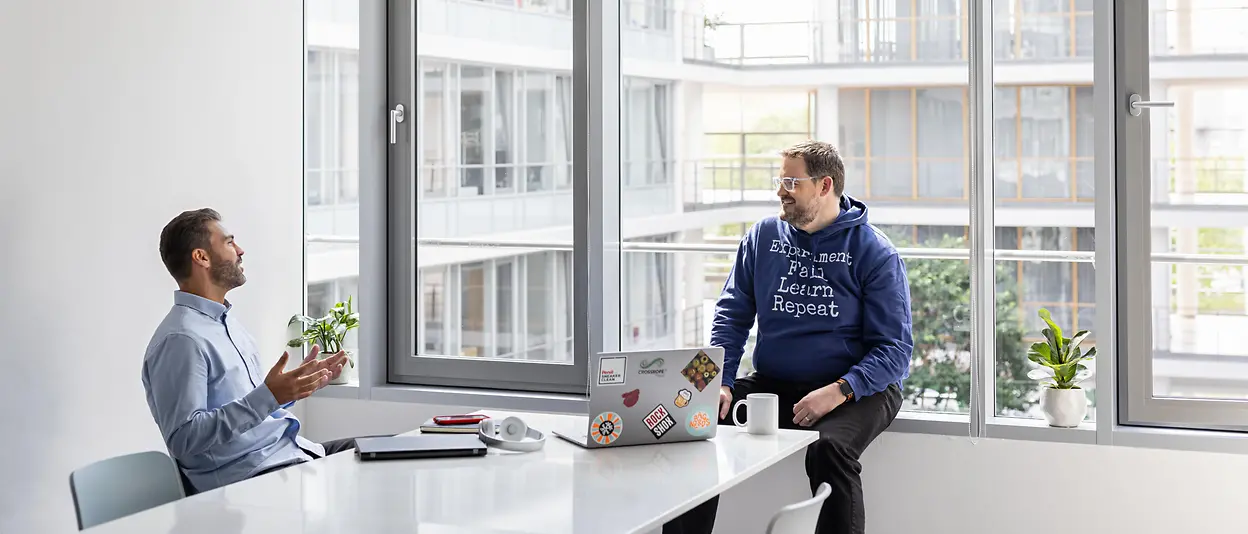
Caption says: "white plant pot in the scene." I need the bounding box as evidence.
[323,349,356,385]
[1040,387,1087,427]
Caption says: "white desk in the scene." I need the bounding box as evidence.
[88,410,818,533]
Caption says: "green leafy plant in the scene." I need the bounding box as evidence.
[703,12,724,29]
[287,296,359,367]
[1026,308,1095,389]
[892,234,1031,414]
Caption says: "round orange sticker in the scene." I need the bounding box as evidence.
[687,409,713,436]
[592,412,622,445]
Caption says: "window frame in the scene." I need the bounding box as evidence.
[386,0,619,394]
[1115,0,1248,433]
[339,0,1248,452]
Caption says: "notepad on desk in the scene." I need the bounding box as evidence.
[418,418,480,434]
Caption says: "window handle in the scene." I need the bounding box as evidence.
[1128,93,1175,117]
[390,104,406,144]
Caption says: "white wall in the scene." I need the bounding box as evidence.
[0,1,304,532]
[860,433,1246,534]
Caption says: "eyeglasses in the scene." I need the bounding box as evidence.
[773,176,819,192]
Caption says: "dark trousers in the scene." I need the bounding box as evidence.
[253,436,375,478]
[662,374,902,534]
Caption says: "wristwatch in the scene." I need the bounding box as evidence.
[836,378,854,400]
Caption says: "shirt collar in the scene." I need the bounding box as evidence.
[174,290,232,321]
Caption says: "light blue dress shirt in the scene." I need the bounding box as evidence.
[142,291,325,492]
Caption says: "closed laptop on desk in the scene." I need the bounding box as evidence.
[355,435,487,461]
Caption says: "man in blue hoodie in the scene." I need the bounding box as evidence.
[663,140,911,534]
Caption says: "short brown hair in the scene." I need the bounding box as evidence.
[160,208,221,281]
[781,140,846,197]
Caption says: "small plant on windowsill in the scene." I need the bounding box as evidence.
[1027,308,1095,427]
[288,296,359,386]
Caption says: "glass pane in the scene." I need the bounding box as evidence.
[305,2,361,377]
[526,253,552,361]
[414,11,575,367]
[494,71,515,192]
[869,160,912,198]
[917,88,965,198]
[839,90,868,158]
[525,72,551,193]
[622,238,674,350]
[497,261,514,357]
[994,11,1097,421]
[624,0,970,417]
[421,63,449,197]
[422,270,446,354]
[1149,2,1248,399]
[460,263,486,357]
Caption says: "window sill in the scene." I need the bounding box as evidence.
[369,384,589,414]
[1112,424,1248,455]
[890,410,969,436]
[888,411,1097,445]
[986,416,1096,444]
[313,382,363,400]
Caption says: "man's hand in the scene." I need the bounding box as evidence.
[265,349,331,405]
[718,386,733,420]
[792,385,847,427]
[302,346,349,383]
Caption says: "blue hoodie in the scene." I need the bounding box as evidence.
[711,195,913,400]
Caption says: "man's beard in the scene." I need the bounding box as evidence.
[779,201,816,227]
[210,253,246,289]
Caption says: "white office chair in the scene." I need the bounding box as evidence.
[765,482,832,534]
[69,450,186,530]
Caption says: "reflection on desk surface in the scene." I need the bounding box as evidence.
[84,410,817,534]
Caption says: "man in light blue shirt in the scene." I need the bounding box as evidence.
[142,208,352,493]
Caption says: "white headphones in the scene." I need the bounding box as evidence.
[478,416,546,453]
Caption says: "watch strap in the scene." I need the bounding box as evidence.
[837,378,854,400]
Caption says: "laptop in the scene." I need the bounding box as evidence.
[354,434,488,461]
[554,347,724,449]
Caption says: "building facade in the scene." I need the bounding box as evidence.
[306,0,1248,414]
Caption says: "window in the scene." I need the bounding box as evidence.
[836,87,969,201]
[391,2,587,393]
[305,0,360,370]
[622,79,672,187]
[991,10,1096,423]
[1120,3,1248,428]
[701,90,811,202]
[371,0,1248,439]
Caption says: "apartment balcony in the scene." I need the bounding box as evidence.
[670,5,1248,88]
[680,157,1248,229]
[415,0,680,70]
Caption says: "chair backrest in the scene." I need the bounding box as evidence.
[765,482,832,534]
[69,451,186,530]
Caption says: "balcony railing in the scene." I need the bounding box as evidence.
[431,0,675,31]
[683,5,1247,66]
[681,156,1248,208]
[1152,5,1248,56]
[1161,157,1248,199]
[307,156,1248,213]
[684,18,822,65]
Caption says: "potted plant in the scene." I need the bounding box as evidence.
[701,10,723,60]
[1027,308,1095,427]
[288,296,360,385]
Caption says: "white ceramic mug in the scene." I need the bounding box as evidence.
[732,393,779,435]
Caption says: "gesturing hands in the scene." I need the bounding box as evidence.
[264,345,349,405]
